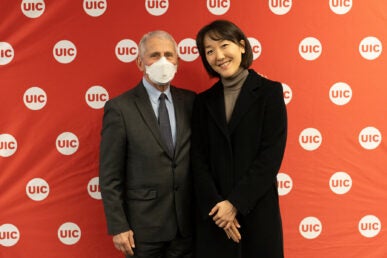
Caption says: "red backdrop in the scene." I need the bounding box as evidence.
[1,1,386,257]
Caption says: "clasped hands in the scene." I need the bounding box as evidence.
[209,200,241,243]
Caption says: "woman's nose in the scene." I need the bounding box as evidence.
[215,49,225,60]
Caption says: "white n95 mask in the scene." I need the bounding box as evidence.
[145,56,177,85]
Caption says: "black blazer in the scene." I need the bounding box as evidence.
[99,82,195,242]
[191,70,287,258]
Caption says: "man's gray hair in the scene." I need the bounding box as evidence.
[138,30,178,58]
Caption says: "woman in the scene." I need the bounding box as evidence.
[191,20,287,258]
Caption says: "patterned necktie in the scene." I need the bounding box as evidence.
[158,93,174,156]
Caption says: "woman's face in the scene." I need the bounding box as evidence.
[203,34,245,78]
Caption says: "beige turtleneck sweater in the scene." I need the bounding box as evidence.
[221,68,249,122]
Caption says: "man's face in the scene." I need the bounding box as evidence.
[137,36,178,86]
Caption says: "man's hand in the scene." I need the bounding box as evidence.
[112,230,135,256]
[209,200,237,229]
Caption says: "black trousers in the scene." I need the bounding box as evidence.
[128,233,193,258]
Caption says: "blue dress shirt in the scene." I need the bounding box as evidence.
[142,78,176,146]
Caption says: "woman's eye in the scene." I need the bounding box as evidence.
[206,50,213,55]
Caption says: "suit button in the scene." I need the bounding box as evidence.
[174,186,179,191]
[172,163,177,169]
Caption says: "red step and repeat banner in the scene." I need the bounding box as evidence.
[1,1,386,257]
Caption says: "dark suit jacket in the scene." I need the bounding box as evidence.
[99,82,195,242]
[191,70,287,258]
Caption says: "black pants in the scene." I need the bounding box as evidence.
[128,233,193,258]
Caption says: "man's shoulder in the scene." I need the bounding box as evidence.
[109,83,143,103]
[171,86,196,99]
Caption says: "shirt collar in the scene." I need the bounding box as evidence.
[142,77,172,104]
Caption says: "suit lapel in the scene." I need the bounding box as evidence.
[133,84,173,159]
[205,83,229,138]
[171,87,184,156]
[228,71,261,134]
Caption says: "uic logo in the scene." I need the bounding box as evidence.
[0,134,17,157]
[299,37,322,61]
[56,132,79,155]
[26,178,50,201]
[329,0,352,15]
[21,0,45,18]
[24,86,47,110]
[0,224,20,247]
[145,0,169,16]
[282,83,292,105]
[329,171,352,195]
[178,38,199,62]
[329,82,352,106]
[58,222,81,245]
[358,126,382,150]
[299,217,322,239]
[0,42,14,65]
[277,172,293,196]
[359,36,382,60]
[83,0,107,17]
[247,37,262,60]
[86,86,109,109]
[299,128,322,151]
[116,39,138,63]
[358,215,381,238]
[53,40,77,64]
[207,0,230,15]
[88,177,102,200]
[269,0,292,15]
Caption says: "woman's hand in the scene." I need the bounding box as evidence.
[209,200,237,229]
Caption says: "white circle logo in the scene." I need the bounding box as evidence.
[299,128,322,151]
[248,37,262,60]
[358,126,382,150]
[358,215,381,238]
[0,134,17,157]
[116,39,138,63]
[83,0,107,17]
[299,217,322,239]
[282,83,292,105]
[178,38,199,62]
[0,42,14,65]
[85,86,109,109]
[21,0,45,18]
[87,177,101,200]
[53,40,77,64]
[277,172,293,196]
[359,36,382,60]
[268,0,292,15]
[56,132,79,155]
[329,0,352,15]
[299,37,322,61]
[23,86,47,110]
[0,224,20,247]
[145,0,169,16]
[329,171,352,195]
[329,82,352,106]
[207,0,230,15]
[26,178,50,201]
[58,222,81,245]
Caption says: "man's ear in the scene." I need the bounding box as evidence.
[136,56,144,71]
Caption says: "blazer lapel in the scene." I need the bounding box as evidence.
[205,83,229,139]
[228,71,261,134]
[133,84,173,159]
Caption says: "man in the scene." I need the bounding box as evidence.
[99,30,195,257]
